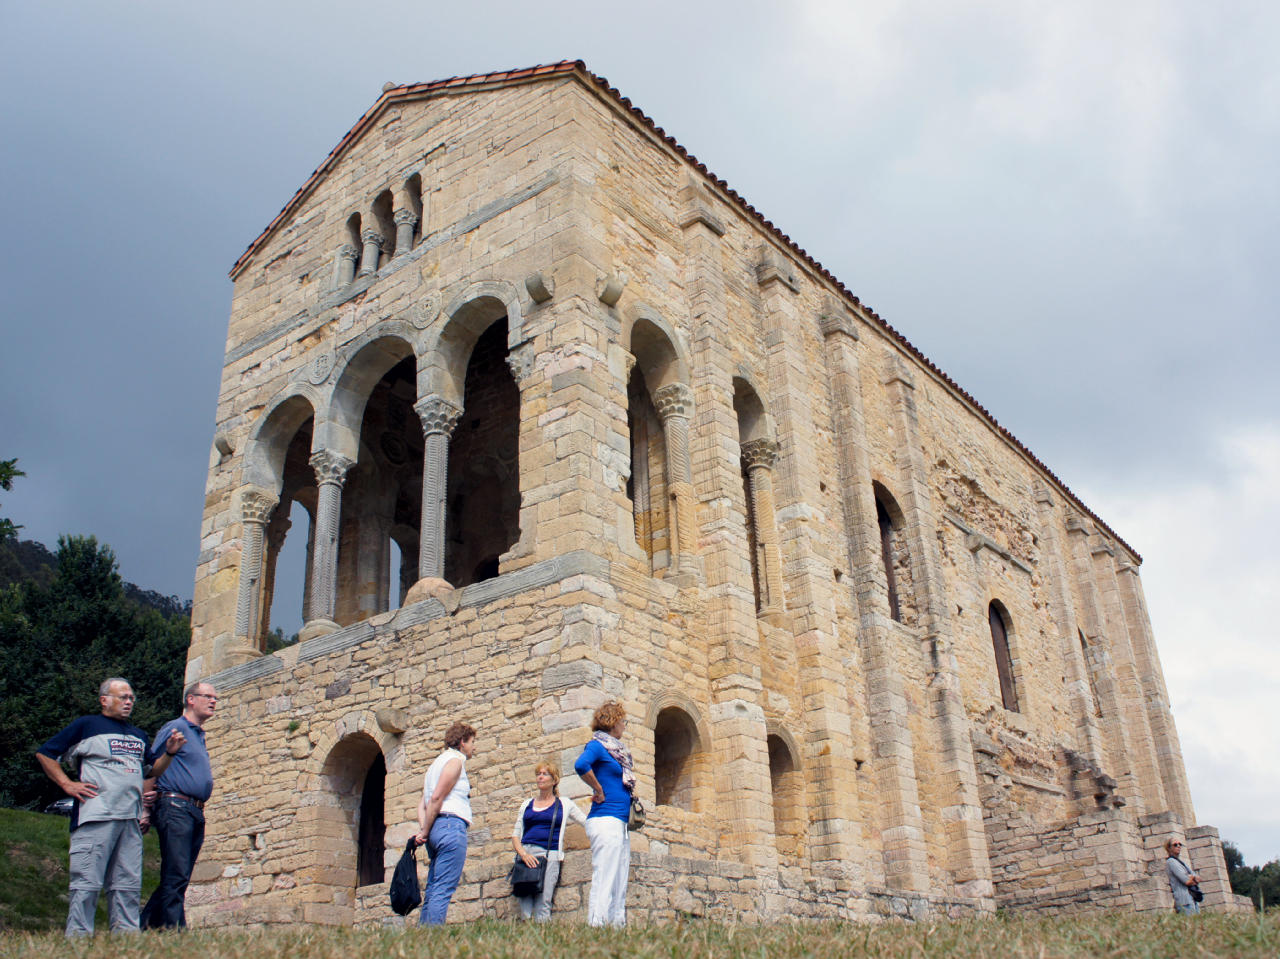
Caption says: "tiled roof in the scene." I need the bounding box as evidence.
[229,60,1139,562]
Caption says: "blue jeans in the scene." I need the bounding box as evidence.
[1176,900,1200,915]
[141,795,205,929]
[419,815,467,926]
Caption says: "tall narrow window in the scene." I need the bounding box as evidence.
[876,497,901,622]
[989,602,1019,712]
[1080,629,1103,718]
[357,753,386,887]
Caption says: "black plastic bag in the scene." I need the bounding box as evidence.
[390,838,422,915]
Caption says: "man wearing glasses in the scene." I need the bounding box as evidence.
[1165,838,1202,914]
[141,682,218,930]
[36,677,186,936]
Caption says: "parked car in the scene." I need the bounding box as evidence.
[44,797,74,816]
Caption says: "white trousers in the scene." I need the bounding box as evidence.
[585,816,629,927]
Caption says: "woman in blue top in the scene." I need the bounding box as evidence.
[573,701,634,927]
[510,761,587,921]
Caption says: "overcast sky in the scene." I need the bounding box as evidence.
[1,2,1275,866]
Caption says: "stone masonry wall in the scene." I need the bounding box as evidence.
[188,65,1225,926]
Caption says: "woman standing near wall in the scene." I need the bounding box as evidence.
[510,761,587,921]
[414,721,477,926]
[574,702,634,927]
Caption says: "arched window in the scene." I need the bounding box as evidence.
[404,173,425,244]
[444,316,519,587]
[873,484,915,625]
[625,319,682,577]
[989,601,1019,712]
[654,707,702,809]
[767,732,805,861]
[331,349,422,626]
[372,190,396,265]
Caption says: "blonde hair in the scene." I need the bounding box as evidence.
[535,761,560,795]
[592,701,626,733]
[1165,838,1185,855]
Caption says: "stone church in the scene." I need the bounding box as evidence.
[185,61,1239,924]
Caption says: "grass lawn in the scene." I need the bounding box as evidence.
[1,909,1276,959]
[0,806,160,933]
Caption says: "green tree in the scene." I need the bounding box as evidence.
[0,458,24,541]
[1224,840,1280,911]
[0,535,190,808]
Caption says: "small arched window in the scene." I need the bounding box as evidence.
[989,601,1019,712]
[654,707,701,809]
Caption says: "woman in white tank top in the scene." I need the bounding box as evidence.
[414,721,477,925]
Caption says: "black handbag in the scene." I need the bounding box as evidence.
[389,837,422,916]
[510,798,561,897]
[1189,882,1204,903]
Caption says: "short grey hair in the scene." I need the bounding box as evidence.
[99,677,132,697]
[184,682,215,707]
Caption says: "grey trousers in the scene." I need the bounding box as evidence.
[67,818,143,937]
[516,845,562,922]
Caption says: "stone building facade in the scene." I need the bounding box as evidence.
[186,61,1242,925]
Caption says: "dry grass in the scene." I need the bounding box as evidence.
[3,912,1277,959]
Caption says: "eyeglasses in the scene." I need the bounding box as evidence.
[191,693,218,701]
[1171,842,1183,848]
[111,694,136,701]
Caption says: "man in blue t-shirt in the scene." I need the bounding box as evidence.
[37,677,185,937]
[140,681,217,929]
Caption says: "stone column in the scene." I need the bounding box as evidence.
[653,382,700,584]
[883,354,992,900]
[413,395,463,582]
[300,450,353,640]
[821,316,921,891]
[259,507,293,644]
[1117,558,1193,821]
[393,209,418,257]
[335,244,359,287]
[233,488,278,651]
[358,228,383,277]
[741,438,785,619]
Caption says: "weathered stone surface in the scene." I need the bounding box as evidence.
[184,63,1236,929]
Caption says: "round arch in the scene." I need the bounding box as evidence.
[242,390,320,491]
[321,331,418,462]
[624,305,690,391]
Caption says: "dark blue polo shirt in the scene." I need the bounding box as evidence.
[152,716,213,801]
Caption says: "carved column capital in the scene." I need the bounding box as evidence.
[360,228,385,249]
[414,395,464,437]
[240,488,279,525]
[505,344,536,385]
[740,438,779,472]
[621,350,637,381]
[309,450,355,488]
[653,382,694,422]
[393,209,419,228]
[338,244,359,263]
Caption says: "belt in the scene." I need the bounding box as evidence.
[159,791,206,810]
[436,813,469,825]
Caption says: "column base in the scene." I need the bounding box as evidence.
[403,576,458,609]
[298,619,340,642]
[222,642,261,666]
